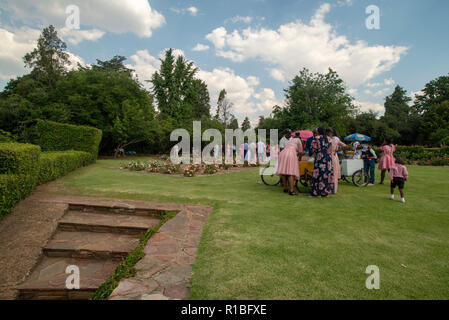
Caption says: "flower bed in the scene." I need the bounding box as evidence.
[120,159,260,177]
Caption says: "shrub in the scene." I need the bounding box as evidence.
[373,146,449,166]
[121,160,148,171]
[159,163,181,174]
[38,151,92,184]
[0,142,41,176]
[1,142,95,217]
[0,130,15,142]
[30,120,102,160]
[204,164,219,175]
[0,174,36,218]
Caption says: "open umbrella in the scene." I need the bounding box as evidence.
[344,133,371,142]
[293,130,314,140]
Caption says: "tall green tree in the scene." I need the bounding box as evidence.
[413,74,449,145]
[381,85,414,144]
[151,49,198,124]
[228,116,239,130]
[278,68,355,134]
[186,79,211,119]
[413,74,449,114]
[215,89,234,127]
[241,117,251,131]
[23,25,70,87]
[92,55,133,77]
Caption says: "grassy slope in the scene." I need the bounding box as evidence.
[43,158,449,299]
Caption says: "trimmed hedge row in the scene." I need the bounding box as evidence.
[0,174,37,217]
[31,120,102,160]
[373,146,449,166]
[0,143,41,217]
[38,151,92,185]
[0,143,41,175]
[0,143,96,218]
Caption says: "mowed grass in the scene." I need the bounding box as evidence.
[42,158,449,299]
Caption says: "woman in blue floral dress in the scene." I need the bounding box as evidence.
[310,127,334,197]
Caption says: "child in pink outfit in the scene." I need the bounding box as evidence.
[378,138,396,184]
[389,157,408,203]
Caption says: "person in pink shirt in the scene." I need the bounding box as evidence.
[378,138,396,184]
[389,157,408,203]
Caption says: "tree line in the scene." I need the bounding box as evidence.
[257,68,449,146]
[1,25,448,156]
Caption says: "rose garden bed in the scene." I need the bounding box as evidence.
[119,159,261,177]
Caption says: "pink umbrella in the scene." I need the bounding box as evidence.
[293,130,313,140]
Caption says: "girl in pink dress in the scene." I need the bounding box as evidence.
[328,129,347,194]
[276,138,303,195]
[378,138,396,184]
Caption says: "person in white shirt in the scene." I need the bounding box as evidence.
[257,140,266,163]
[279,129,292,151]
[249,142,257,164]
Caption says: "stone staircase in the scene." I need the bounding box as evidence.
[17,203,163,300]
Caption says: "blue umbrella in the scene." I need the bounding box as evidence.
[344,133,371,142]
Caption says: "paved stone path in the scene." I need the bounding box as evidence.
[0,191,211,300]
[109,208,210,300]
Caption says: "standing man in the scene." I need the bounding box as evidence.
[361,143,377,186]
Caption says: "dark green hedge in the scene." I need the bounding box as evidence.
[38,151,92,184]
[0,142,95,218]
[0,142,41,175]
[373,146,449,166]
[0,174,37,217]
[31,120,102,160]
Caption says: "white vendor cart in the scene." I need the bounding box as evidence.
[340,159,369,187]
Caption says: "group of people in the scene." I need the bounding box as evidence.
[275,128,409,202]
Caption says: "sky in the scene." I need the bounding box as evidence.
[0,0,448,125]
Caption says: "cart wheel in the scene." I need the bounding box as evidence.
[296,172,311,193]
[352,169,369,187]
[260,166,281,186]
[299,174,309,187]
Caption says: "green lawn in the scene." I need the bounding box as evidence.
[42,158,449,299]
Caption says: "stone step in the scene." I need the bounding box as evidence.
[68,203,164,217]
[59,210,160,235]
[43,231,140,260]
[17,257,120,300]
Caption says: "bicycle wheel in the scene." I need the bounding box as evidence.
[296,173,311,193]
[352,169,369,187]
[299,174,309,187]
[341,175,350,183]
[260,166,280,186]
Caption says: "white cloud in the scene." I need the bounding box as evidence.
[171,6,199,16]
[125,50,282,121]
[356,101,384,113]
[0,26,86,81]
[67,52,87,70]
[59,28,105,45]
[125,50,160,89]
[225,15,253,24]
[3,0,165,38]
[205,3,408,87]
[192,43,210,52]
[197,67,282,120]
[246,76,260,86]
[187,7,199,16]
[411,90,424,100]
[383,77,395,86]
[0,27,39,80]
[270,68,286,82]
[348,88,358,96]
